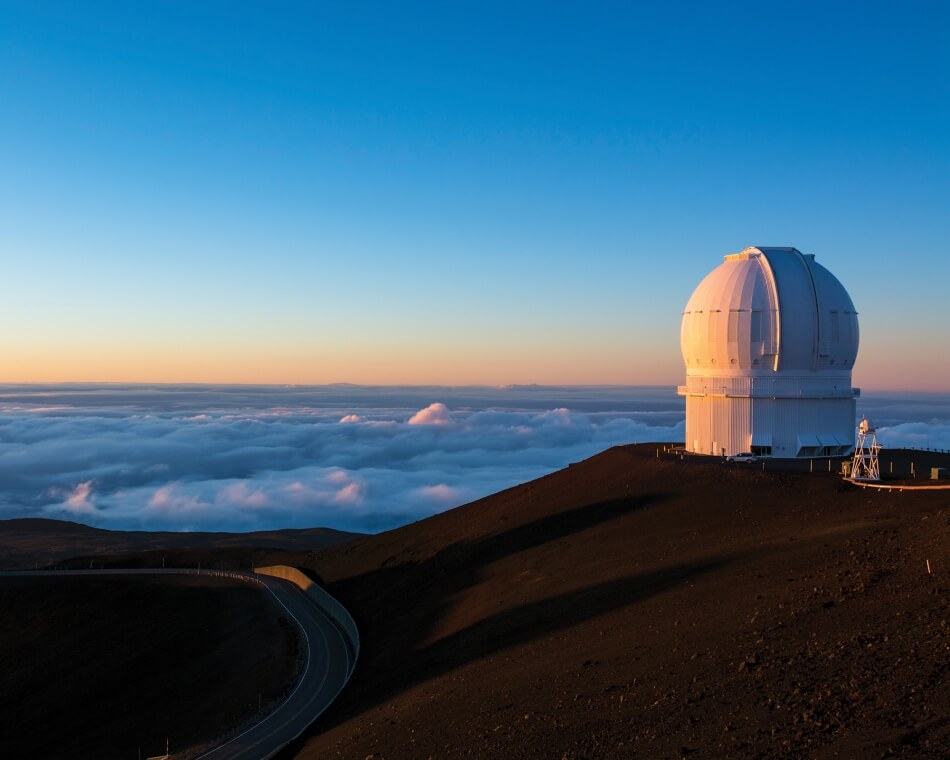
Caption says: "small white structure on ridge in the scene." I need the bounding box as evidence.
[678,246,860,458]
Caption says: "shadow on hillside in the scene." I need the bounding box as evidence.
[416,555,729,675]
[281,490,736,749]
[331,493,665,648]
[466,494,662,568]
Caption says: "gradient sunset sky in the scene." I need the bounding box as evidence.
[2,2,947,389]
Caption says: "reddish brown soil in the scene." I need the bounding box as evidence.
[0,574,299,759]
[286,444,949,759]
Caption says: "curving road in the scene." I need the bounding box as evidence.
[0,568,352,760]
[195,570,351,759]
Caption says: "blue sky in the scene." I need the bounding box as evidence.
[1,1,947,387]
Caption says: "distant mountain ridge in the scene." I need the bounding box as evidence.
[0,518,364,569]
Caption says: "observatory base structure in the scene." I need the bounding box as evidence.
[680,377,857,458]
[679,246,860,458]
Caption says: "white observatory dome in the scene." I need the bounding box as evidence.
[680,247,859,374]
[678,247,860,459]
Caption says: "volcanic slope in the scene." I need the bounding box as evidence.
[292,444,949,759]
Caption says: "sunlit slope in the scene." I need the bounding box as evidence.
[295,444,949,759]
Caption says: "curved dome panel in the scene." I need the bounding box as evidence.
[680,247,859,375]
[680,249,777,372]
[809,258,860,368]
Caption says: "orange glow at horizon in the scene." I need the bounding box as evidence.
[1,335,684,387]
[3,336,947,391]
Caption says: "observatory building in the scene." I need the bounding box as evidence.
[678,246,859,458]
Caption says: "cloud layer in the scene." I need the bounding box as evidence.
[2,385,945,534]
[858,392,950,452]
[0,385,685,533]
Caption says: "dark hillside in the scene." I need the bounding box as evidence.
[0,574,299,759]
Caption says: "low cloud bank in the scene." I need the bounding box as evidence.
[0,385,684,533]
[875,421,950,452]
[3,385,943,533]
[859,392,950,452]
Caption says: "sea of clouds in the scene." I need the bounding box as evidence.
[0,385,946,534]
[0,385,687,533]
[856,393,950,452]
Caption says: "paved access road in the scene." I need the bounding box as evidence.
[1,568,351,760]
[195,570,351,760]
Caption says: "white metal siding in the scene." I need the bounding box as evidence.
[686,394,855,457]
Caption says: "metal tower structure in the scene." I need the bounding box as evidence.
[850,417,881,481]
